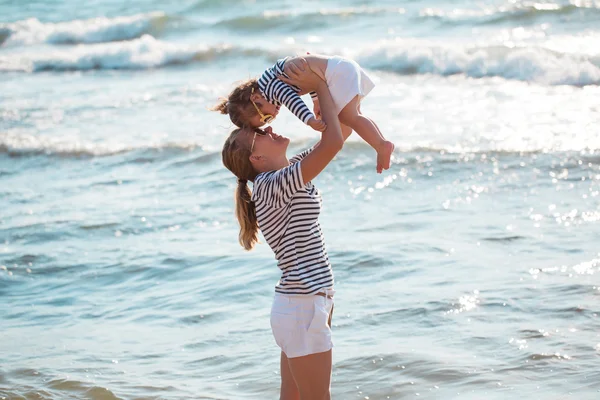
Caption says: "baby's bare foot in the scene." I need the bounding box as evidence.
[376,141,395,173]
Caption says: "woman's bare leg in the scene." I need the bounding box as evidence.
[280,352,300,400]
[286,350,332,400]
[339,96,394,173]
[280,305,334,400]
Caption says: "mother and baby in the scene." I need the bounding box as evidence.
[213,54,394,399]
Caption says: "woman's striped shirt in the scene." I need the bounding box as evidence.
[251,148,333,295]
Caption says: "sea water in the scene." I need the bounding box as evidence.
[1,0,600,398]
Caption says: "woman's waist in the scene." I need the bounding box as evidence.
[276,256,331,272]
[276,266,333,291]
[273,286,335,299]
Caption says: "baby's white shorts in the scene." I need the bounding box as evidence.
[325,56,375,115]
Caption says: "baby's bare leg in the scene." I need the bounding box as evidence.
[339,96,394,173]
[360,111,394,171]
[341,122,352,141]
[358,104,384,139]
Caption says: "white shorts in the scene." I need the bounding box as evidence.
[270,288,335,359]
[325,56,375,115]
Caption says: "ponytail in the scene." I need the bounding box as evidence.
[222,128,260,251]
[235,178,258,250]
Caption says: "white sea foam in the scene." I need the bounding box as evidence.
[418,1,600,24]
[0,131,204,157]
[0,12,170,46]
[356,39,600,86]
[2,33,599,87]
[0,35,234,72]
[4,130,598,159]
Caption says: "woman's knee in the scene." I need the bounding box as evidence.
[298,387,330,400]
[281,383,300,400]
[281,372,299,399]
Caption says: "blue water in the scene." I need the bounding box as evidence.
[2,0,600,399]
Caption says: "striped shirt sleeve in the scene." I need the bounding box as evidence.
[269,79,314,125]
[289,146,315,164]
[253,163,306,208]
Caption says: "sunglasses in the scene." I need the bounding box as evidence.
[250,88,274,124]
[250,128,267,153]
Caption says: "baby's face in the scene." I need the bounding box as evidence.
[250,93,280,127]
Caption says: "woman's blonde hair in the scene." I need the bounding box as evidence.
[212,79,260,128]
[221,128,260,250]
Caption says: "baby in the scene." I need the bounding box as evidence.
[214,54,394,173]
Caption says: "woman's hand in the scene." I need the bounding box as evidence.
[283,57,307,77]
[313,100,321,119]
[280,58,324,93]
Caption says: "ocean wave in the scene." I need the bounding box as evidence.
[341,140,600,155]
[0,132,208,158]
[0,12,173,46]
[5,34,599,87]
[215,6,405,32]
[189,0,258,11]
[0,35,257,72]
[419,1,600,25]
[2,132,599,160]
[203,2,597,31]
[358,40,600,86]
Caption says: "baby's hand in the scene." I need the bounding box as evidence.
[308,117,327,132]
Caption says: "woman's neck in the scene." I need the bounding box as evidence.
[257,155,290,173]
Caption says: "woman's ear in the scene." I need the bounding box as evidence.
[249,154,263,164]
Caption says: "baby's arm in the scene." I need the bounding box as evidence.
[270,79,316,125]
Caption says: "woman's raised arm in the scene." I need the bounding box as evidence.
[280,59,343,183]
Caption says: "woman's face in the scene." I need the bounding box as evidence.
[248,126,290,160]
[249,92,280,127]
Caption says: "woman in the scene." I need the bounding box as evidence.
[221,59,351,399]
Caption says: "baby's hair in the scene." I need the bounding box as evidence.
[212,79,260,128]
